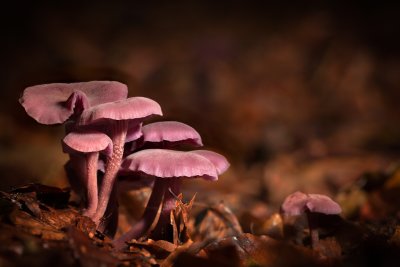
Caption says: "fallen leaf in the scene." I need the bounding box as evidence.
[193,202,243,240]
[171,193,196,244]
[67,227,118,267]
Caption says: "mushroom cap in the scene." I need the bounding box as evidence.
[19,81,128,124]
[281,191,341,216]
[281,191,309,216]
[78,97,162,126]
[62,131,113,157]
[141,121,203,147]
[121,149,218,181]
[306,194,342,214]
[191,150,230,175]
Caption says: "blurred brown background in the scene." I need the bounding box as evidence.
[1,1,400,207]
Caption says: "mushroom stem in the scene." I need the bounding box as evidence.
[98,183,119,238]
[150,178,181,241]
[306,211,319,249]
[82,152,99,217]
[93,121,128,224]
[112,179,166,250]
[65,154,87,208]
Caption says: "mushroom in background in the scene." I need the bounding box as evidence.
[280,191,342,249]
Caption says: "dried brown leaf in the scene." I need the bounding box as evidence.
[171,193,196,244]
[204,233,318,267]
[259,213,284,239]
[1,184,99,244]
[9,209,66,240]
[160,240,194,267]
[127,238,177,260]
[10,183,70,208]
[194,202,243,240]
[68,227,118,267]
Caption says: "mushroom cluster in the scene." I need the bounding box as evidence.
[19,81,229,248]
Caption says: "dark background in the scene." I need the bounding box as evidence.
[1,1,400,205]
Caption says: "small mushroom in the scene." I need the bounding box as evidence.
[137,121,203,149]
[113,149,222,249]
[19,81,128,124]
[78,97,162,225]
[62,131,113,217]
[280,191,342,249]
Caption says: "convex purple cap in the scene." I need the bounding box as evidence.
[20,81,128,124]
[281,191,341,216]
[141,121,203,147]
[78,97,162,127]
[121,149,219,181]
[62,131,113,157]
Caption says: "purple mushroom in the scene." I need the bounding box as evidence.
[120,120,203,188]
[113,149,225,250]
[101,121,206,236]
[280,191,342,249]
[19,81,128,124]
[77,97,162,225]
[62,131,113,217]
[137,121,203,149]
[281,191,309,216]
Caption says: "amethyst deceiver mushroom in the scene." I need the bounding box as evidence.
[136,121,203,149]
[113,149,225,249]
[19,81,128,124]
[280,191,342,249]
[62,131,113,217]
[78,97,162,224]
[121,120,203,185]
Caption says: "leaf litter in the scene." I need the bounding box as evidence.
[2,164,400,267]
